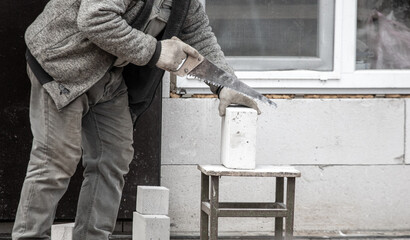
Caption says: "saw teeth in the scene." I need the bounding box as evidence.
[187,74,277,108]
[189,75,222,88]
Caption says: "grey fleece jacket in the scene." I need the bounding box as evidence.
[25,0,233,110]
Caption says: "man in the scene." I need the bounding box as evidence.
[13,0,260,239]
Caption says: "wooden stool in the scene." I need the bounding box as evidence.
[198,165,301,240]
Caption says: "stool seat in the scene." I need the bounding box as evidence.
[198,164,300,240]
[198,165,301,177]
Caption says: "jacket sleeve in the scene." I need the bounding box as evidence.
[178,0,235,94]
[77,0,157,66]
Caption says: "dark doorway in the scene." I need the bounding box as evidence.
[0,0,162,221]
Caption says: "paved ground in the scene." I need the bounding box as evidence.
[106,231,410,240]
[2,221,409,239]
[0,233,409,240]
[107,235,410,240]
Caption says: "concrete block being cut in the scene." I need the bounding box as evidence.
[136,186,169,215]
[221,106,257,169]
[51,222,74,240]
[132,212,170,240]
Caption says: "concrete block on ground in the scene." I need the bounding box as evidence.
[137,186,169,215]
[51,223,74,240]
[221,106,257,169]
[132,212,170,240]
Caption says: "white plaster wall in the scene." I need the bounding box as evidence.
[162,98,405,165]
[161,97,410,235]
[161,165,410,234]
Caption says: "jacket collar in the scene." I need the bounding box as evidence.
[132,0,191,39]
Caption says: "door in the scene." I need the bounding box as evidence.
[0,0,162,220]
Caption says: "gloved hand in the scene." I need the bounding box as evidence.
[156,36,199,72]
[218,87,261,116]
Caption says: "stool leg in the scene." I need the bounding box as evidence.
[209,176,219,240]
[200,173,210,240]
[285,177,296,240]
[275,177,284,240]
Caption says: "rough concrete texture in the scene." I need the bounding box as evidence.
[161,98,409,234]
[51,223,74,240]
[162,98,220,164]
[162,98,405,165]
[160,165,410,234]
[136,186,169,215]
[133,212,170,240]
[221,107,257,169]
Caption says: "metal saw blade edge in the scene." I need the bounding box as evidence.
[187,60,277,108]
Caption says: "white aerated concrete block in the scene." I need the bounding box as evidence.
[132,212,170,240]
[51,223,74,240]
[163,98,404,165]
[221,107,257,169]
[136,186,169,215]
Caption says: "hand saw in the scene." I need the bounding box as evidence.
[173,54,277,108]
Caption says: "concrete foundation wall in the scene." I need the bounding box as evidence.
[161,97,410,234]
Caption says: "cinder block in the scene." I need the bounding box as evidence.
[132,212,170,240]
[221,107,257,169]
[136,186,169,215]
[51,223,74,240]
[163,98,404,165]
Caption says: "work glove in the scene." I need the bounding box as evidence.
[218,87,261,116]
[156,36,199,72]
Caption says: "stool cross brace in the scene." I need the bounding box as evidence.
[198,165,301,240]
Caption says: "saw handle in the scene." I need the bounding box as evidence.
[174,54,204,77]
[169,36,204,77]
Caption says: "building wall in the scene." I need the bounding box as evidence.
[161,79,410,235]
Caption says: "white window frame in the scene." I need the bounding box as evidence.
[176,0,410,95]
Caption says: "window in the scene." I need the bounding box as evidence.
[207,0,335,71]
[356,0,410,70]
[176,0,410,95]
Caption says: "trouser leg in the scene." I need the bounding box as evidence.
[73,79,134,240]
[12,66,88,240]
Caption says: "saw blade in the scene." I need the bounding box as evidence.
[188,59,277,108]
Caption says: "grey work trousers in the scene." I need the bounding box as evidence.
[12,65,134,240]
